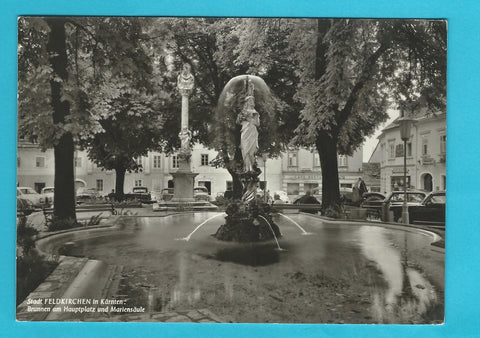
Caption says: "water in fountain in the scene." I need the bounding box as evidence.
[258,215,284,251]
[278,213,315,236]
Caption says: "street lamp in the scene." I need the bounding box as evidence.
[398,115,415,224]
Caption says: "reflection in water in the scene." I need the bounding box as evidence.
[213,243,280,266]
[358,227,438,323]
[171,252,201,306]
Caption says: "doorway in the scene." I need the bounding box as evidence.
[423,173,433,192]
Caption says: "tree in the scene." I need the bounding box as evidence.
[155,18,299,197]
[75,18,166,199]
[231,18,446,211]
[148,18,254,196]
[18,17,165,217]
[85,83,164,199]
[287,19,446,212]
[18,17,79,221]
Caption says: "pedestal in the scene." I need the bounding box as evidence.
[171,170,198,202]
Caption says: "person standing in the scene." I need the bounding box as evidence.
[357,177,368,197]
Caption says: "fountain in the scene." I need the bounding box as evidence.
[24,213,445,323]
[211,75,281,243]
[17,77,444,324]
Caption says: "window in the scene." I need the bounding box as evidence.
[35,156,45,168]
[172,155,179,169]
[17,157,20,167]
[421,135,429,155]
[201,154,209,166]
[96,179,104,192]
[440,134,446,154]
[287,152,297,167]
[391,176,411,191]
[395,144,404,157]
[134,179,143,187]
[287,183,299,195]
[75,157,82,168]
[134,156,143,167]
[388,141,395,159]
[338,155,348,167]
[313,153,320,167]
[226,181,233,191]
[153,155,161,169]
[407,142,412,157]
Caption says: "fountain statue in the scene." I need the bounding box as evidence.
[237,79,260,173]
[213,75,281,243]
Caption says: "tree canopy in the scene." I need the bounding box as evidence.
[18,17,446,214]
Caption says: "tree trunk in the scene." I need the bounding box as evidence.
[316,131,340,211]
[47,18,76,221]
[115,167,127,200]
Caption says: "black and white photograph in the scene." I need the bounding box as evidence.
[16,16,446,324]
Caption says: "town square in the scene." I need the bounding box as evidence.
[16,16,445,324]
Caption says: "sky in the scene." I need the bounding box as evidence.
[362,108,400,162]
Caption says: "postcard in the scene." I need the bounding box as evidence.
[16,16,446,324]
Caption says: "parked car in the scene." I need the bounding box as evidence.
[17,197,35,216]
[384,191,428,222]
[293,192,321,214]
[160,188,174,201]
[360,192,386,218]
[361,190,427,222]
[339,187,357,206]
[271,191,290,204]
[76,187,100,204]
[403,191,445,226]
[194,186,210,201]
[40,186,55,206]
[17,187,44,207]
[128,187,153,204]
[311,187,323,204]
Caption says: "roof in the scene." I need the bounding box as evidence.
[379,108,446,136]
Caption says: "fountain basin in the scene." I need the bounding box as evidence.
[26,212,444,323]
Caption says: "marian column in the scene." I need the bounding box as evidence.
[171,63,197,202]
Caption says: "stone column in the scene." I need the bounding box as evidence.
[171,64,197,202]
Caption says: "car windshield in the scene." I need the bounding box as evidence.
[133,188,147,193]
[390,193,425,202]
[19,188,37,195]
[429,194,446,204]
[43,188,54,194]
[194,187,208,193]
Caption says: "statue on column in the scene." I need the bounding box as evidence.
[177,63,194,96]
[177,63,195,156]
[236,78,260,173]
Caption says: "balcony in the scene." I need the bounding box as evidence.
[421,155,435,165]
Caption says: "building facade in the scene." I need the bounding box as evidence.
[17,141,363,201]
[370,112,446,194]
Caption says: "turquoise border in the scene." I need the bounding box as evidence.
[2,1,479,337]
